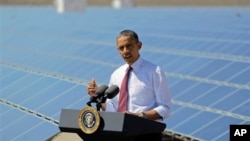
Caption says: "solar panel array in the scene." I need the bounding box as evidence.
[1,6,250,141]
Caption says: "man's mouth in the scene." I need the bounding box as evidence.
[124,55,131,59]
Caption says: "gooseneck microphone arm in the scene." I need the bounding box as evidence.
[87,97,95,106]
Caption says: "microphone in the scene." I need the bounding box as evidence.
[100,85,119,103]
[87,85,108,106]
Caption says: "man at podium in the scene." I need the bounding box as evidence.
[87,29,172,141]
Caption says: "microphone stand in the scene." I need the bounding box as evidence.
[96,102,101,111]
[96,95,108,111]
[87,96,108,111]
[86,96,100,110]
[86,100,101,111]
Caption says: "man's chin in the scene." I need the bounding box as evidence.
[124,58,133,64]
[123,58,129,62]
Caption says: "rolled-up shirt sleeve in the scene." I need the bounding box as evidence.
[153,67,172,119]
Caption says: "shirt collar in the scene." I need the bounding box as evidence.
[129,56,143,72]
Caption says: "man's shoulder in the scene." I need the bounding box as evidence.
[142,59,156,66]
[141,59,159,70]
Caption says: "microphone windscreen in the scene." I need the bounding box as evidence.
[105,85,119,99]
[95,85,109,97]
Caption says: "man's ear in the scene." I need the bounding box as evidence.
[138,41,142,50]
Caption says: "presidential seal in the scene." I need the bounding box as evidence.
[78,106,100,134]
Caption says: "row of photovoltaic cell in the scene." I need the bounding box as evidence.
[1,6,250,141]
[2,28,250,58]
[2,36,249,85]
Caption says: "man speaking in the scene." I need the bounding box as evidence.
[87,29,172,141]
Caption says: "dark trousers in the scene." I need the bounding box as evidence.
[134,133,162,141]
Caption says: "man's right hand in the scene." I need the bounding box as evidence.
[87,79,98,96]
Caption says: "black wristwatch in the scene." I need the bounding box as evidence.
[140,112,147,118]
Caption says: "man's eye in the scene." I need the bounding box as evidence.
[118,47,124,51]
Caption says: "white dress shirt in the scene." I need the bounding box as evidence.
[105,56,172,119]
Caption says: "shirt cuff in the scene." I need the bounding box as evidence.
[154,105,171,119]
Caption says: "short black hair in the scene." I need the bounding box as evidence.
[117,30,139,42]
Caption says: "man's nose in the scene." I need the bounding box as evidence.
[123,47,130,52]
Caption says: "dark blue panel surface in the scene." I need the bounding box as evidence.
[1,6,249,141]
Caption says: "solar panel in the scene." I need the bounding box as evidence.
[1,6,250,141]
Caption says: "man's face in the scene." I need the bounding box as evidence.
[116,36,141,65]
